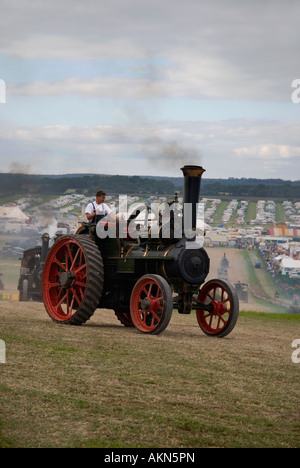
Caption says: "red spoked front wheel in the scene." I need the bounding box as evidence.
[42,235,104,325]
[196,279,239,337]
[130,274,173,335]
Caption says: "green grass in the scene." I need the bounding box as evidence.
[275,203,288,224]
[240,310,300,322]
[212,201,230,225]
[0,303,299,448]
[244,201,257,224]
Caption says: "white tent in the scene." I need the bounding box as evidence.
[0,206,29,221]
[280,257,300,276]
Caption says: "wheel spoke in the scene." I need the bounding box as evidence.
[152,295,163,303]
[70,287,82,308]
[221,294,229,304]
[56,292,68,312]
[53,256,67,271]
[73,263,87,274]
[70,247,80,270]
[66,290,70,315]
[69,291,76,312]
[78,286,85,300]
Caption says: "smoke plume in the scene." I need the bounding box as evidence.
[9,162,32,174]
[145,139,202,169]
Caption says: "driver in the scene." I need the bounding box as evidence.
[85,190,117,223]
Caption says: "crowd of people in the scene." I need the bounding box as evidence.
[258,240,300,302]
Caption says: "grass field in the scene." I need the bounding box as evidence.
[0,302,299,448]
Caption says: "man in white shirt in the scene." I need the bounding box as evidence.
[85,190,117,223]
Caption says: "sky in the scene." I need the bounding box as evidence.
[0,0,300,180]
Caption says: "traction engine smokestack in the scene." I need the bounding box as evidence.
[181,165,205,236]
[41,233,50,263]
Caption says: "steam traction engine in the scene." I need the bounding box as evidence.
[42,166,239,337]
[18,233,50,302]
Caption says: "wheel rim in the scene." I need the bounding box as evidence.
[197,281,232,335]
[43,237,88,322]
[114,310,134,327]
[130,277,166,333]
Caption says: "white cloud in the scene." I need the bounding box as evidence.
[1,0,300,180]
[5,53,294,101]
[2,35,143,61]
[0,119,299,179]
[235,144,300,160]
[1,0,300,100]
[8,76,166,98]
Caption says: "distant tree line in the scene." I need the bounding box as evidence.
[0,173,299,199]
[0,173,175,197]
[200,180,300,198]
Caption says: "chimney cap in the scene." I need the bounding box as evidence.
[181,165,206,177]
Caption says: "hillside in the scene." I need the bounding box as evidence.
[0,173,299,199]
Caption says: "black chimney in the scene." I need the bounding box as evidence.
[180,165,205,236]
[41,233,50,263]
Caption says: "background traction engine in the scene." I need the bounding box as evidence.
[19,233,50,302]
[42,166,239,337]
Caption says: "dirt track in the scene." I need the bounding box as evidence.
[205,247,275,312]
[206,247,248,284]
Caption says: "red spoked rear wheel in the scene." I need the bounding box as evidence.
[42,235,104,325]
[196,279,239,337]
[130,274,173,334]
[114,309,134,327]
